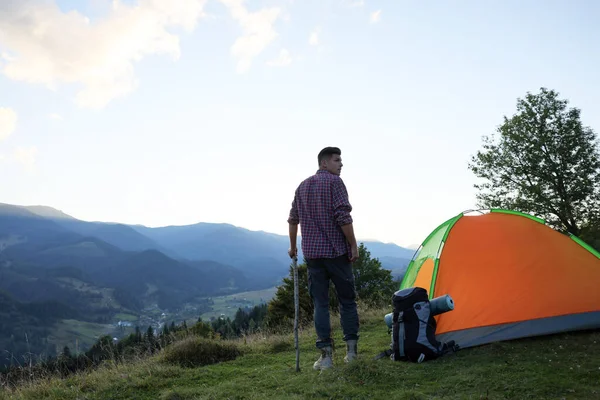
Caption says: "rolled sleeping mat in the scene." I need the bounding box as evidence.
[383,294,455,329]
[384,312,393,329]
[430,294,454,316]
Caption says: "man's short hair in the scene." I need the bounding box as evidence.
[318,147,341,166]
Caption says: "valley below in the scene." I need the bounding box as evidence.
[38,286,278,359]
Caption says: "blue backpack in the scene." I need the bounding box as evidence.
[376,287,459,362]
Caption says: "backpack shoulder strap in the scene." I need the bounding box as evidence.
[374,349,392,360]
[392,311,405,360]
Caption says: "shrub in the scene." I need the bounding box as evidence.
[161,337,242,368]
[189,320,215,338]
[267,338,293,354]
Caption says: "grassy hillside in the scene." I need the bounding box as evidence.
[1,307,598,399]
[46,319,116,354]
[197,287,278,320]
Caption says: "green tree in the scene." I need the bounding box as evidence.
[146,326,154,342]
[61,345,72,359]
[579,219,600,252]
[265,262,327,330]
[190,320,214,338]
[352,243,396,307]
[265,243,396,329]
[469,87,600,240]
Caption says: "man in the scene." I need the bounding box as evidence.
[287,146,360,370]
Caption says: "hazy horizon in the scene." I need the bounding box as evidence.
[2,200,422,249]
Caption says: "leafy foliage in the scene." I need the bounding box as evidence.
[264,261,339,330]
[352,243,397,307]
[469,87,600,239]
[579,217,600,253]
[210,303,269,339]
[0,291,82,369]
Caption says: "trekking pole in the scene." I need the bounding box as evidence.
[293,255,300,372]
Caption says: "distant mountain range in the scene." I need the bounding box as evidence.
[0,201,414,365]
[0,202,415,310]
[0,202,415,290]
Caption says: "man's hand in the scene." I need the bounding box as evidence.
[340,224,359,262]
[349,244,359,263]
[289,223,298,260]
[288,247,298,259]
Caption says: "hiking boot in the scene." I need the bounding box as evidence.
[344,340,358,363]
[313,346,333,370]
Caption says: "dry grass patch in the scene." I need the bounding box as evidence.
[160,337,242,368]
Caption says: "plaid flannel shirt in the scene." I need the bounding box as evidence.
[288,169,353,259]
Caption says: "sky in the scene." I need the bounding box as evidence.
[1,0,599,249]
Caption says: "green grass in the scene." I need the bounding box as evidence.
[46,319,115,353]
[114,313,138,322]
[2,307,599,399]
[199,287,277,320]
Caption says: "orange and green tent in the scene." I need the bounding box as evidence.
[400,209,600,348]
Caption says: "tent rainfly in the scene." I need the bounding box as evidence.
[399,209,600,348]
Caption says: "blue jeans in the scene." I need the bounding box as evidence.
[307,255,359,349]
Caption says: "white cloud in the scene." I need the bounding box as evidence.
[48,113,63,121]
[0,146,37,173]
[309,27,320,46]
[266,48,291,67]
[11,146,37,172]
[370,9,381,23]
[0,0,208,109]
[0,107,17,141]
[219,0,281,73]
